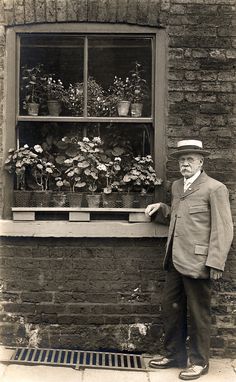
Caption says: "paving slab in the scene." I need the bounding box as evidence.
[83,368,147,382]
[148,358,236,382]
[0,357,235,382]
[0,364,83,382]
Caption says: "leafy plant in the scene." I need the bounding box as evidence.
[31,144,60,191]
[43,75,67,102]
[122,155,162,194]
[78,136,107,193]
[129,62,148,103]
[4,145,38,190]
[61,136,107,193]
[21,64,46,108]
[64,77,109,117]
[101,157,122,194]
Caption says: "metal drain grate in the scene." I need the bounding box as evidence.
[10,347,146,371]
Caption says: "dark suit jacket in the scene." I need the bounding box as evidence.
[153,171,234,279]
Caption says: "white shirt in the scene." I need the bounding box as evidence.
[184,170,201,192]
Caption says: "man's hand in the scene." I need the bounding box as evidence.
[145,203,161,217]
[210,268,223,280]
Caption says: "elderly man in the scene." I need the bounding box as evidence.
[145,140,233,380]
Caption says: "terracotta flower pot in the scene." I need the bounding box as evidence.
[27,102,40,116]
[136,193,154,208]
[117,101,130,117]
[131,103,143,117]
[47,100,62,116]
[51,192,67,207]
[102,193,118,208]
[121,192,137,208]
[67,192,83,207]
[33,191,52,207]
[86,194,101,208]
[13,191,33,207]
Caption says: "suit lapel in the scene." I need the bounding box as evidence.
[181,171,208,198]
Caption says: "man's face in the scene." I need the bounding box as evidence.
[178,153,204,179]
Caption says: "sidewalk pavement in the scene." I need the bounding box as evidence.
[0,348,235,382]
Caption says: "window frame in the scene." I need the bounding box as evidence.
[3,23,167,231]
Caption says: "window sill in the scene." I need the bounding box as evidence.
[17,116,153,123]
[0,219,168,238]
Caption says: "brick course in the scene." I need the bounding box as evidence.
[0,0,235,356]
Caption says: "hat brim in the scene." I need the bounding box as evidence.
[170,148,210,158]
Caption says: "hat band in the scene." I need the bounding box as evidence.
[177,145,204,151]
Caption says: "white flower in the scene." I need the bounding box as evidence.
[93,137,101,144]
[83,137,89,142]
[97,164,107,171]
[23,144,29,148]
[34,145,43,153]
[114,157,121,162]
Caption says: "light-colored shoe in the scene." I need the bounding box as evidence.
[179,364,209,380]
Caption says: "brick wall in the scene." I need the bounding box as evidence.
[0,0,235,357]
[0,237,166,352]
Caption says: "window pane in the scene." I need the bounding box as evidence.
[88,36,152,117]
[20,34,84,116]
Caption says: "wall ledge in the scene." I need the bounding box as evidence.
[0,220,168,238]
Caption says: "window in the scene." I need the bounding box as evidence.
[3,24,166,224]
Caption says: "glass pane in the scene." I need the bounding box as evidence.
[88,36,152,117]
[17,121,153,196]
[19,34,84,116]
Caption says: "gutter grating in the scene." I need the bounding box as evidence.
[10,347,146,371]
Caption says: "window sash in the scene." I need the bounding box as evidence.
[3,24,167,220]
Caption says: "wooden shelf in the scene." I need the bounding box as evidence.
[17,116,153,124]
[12,207,151,222]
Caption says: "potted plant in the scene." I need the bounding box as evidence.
[129,62,148,117]
[121,155,162,207]
[76,136,106,207]
[51,176,69,207]
[43,75,67,116]
[63,143,88,207]
[64,77,109,117]
[21,64,45,116]
[101,156,122,208]
[4,144,38,206]
[108,76,132,117]
[64,82,83,116]
[87,77,109,117]
[31,144,60,207]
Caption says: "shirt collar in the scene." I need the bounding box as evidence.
[184,169,201,185]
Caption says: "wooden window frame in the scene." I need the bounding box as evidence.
[2,23,167,237]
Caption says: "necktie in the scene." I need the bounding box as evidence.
[184,179,192,192]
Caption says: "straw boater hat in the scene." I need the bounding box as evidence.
[171,139,210,158]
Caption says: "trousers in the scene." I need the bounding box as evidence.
[162,258,212,366]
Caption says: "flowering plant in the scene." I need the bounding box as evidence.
[64,82,83,116]
[62,136,88,192]
[43,75,67,101]
[78,136,107,193]
[31,145,60,191]
[64,77,109,116]
[101,156,122,194]
[108,76,132,103]
[55,176,70,191]
[21,64,45,108]
[4,145,38,190]
[129,62,148,103]
[62,136,107,193]
[122,155,162,194]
